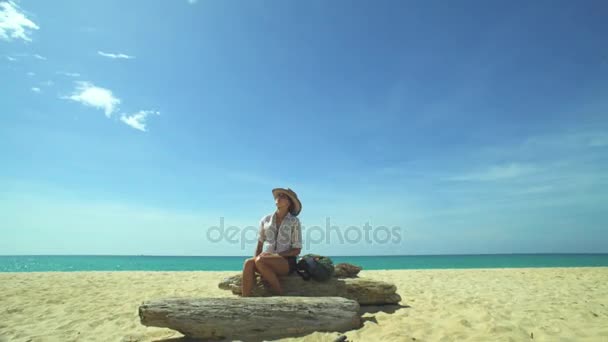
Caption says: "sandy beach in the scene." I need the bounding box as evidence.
[1,268,607,342]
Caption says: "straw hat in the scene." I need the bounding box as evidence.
[272,188,302,216]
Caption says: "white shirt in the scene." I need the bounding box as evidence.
[258,212,302,254]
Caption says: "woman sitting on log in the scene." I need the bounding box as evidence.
[242,188,303,296]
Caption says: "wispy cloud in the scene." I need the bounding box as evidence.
[522,131,608,150]
[64,82,121,117]
[31,87,40,93]
[33,54,46,60]
[448,163,538,182]
[0,1,39,42]
[588,134,608,147]
[40,80,53,87]
[6,55,17,61]
[98,51,135,59]
[120,110,160,132]
[26,71,35,77]
[57,71,80,78]
[510,185,554,196]
[188,0,199,4]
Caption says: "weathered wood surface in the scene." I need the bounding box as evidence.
[333,263,362,278]
[139,296,361,341]
[218,274,401,305]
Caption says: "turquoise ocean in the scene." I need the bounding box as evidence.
[1,254,607,272]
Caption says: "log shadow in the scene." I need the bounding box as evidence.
[154,334,343,342]
[358,304,410,327]
[153,337,244,342]
[361,315,379,325]
[358,303,410,315]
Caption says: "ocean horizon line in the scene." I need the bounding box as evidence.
[3,254,608,272]
[1,252,607,257]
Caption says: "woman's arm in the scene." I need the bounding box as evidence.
[255,217,266,257]
[254,240,264,257]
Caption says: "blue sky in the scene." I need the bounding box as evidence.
[1,0,607,256]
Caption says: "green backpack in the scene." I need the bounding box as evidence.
[295,254,334,281]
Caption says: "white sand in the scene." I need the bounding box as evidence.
[1,268,607,341]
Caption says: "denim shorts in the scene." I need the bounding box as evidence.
[284,256,297,275]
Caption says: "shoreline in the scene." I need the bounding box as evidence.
[1,268,607,341]
[2,265,608,274]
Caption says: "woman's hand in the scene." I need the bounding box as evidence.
[259,252,277,257]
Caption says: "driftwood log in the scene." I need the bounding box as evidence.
[218,274,401,305]
[333,263,362,278]
[139,296,361,341]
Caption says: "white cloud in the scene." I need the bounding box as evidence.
[98,51,135,59]
[188,0,199,4]
[120,110,160,132]
[31,87,40,93]
[448,163,538,182]
[63,82,159,130]
[6,55,17,61]
[0,1,39,42]
[33,54,46,60]
[26,71,35,77]
[64,82,121,117]
[57,71,80,77]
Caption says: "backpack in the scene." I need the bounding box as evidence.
[295,254,334,281]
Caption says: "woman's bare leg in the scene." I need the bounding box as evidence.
[241,258,257,297]
[254,255,289,295]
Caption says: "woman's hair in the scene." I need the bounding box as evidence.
[285,196,293,212]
